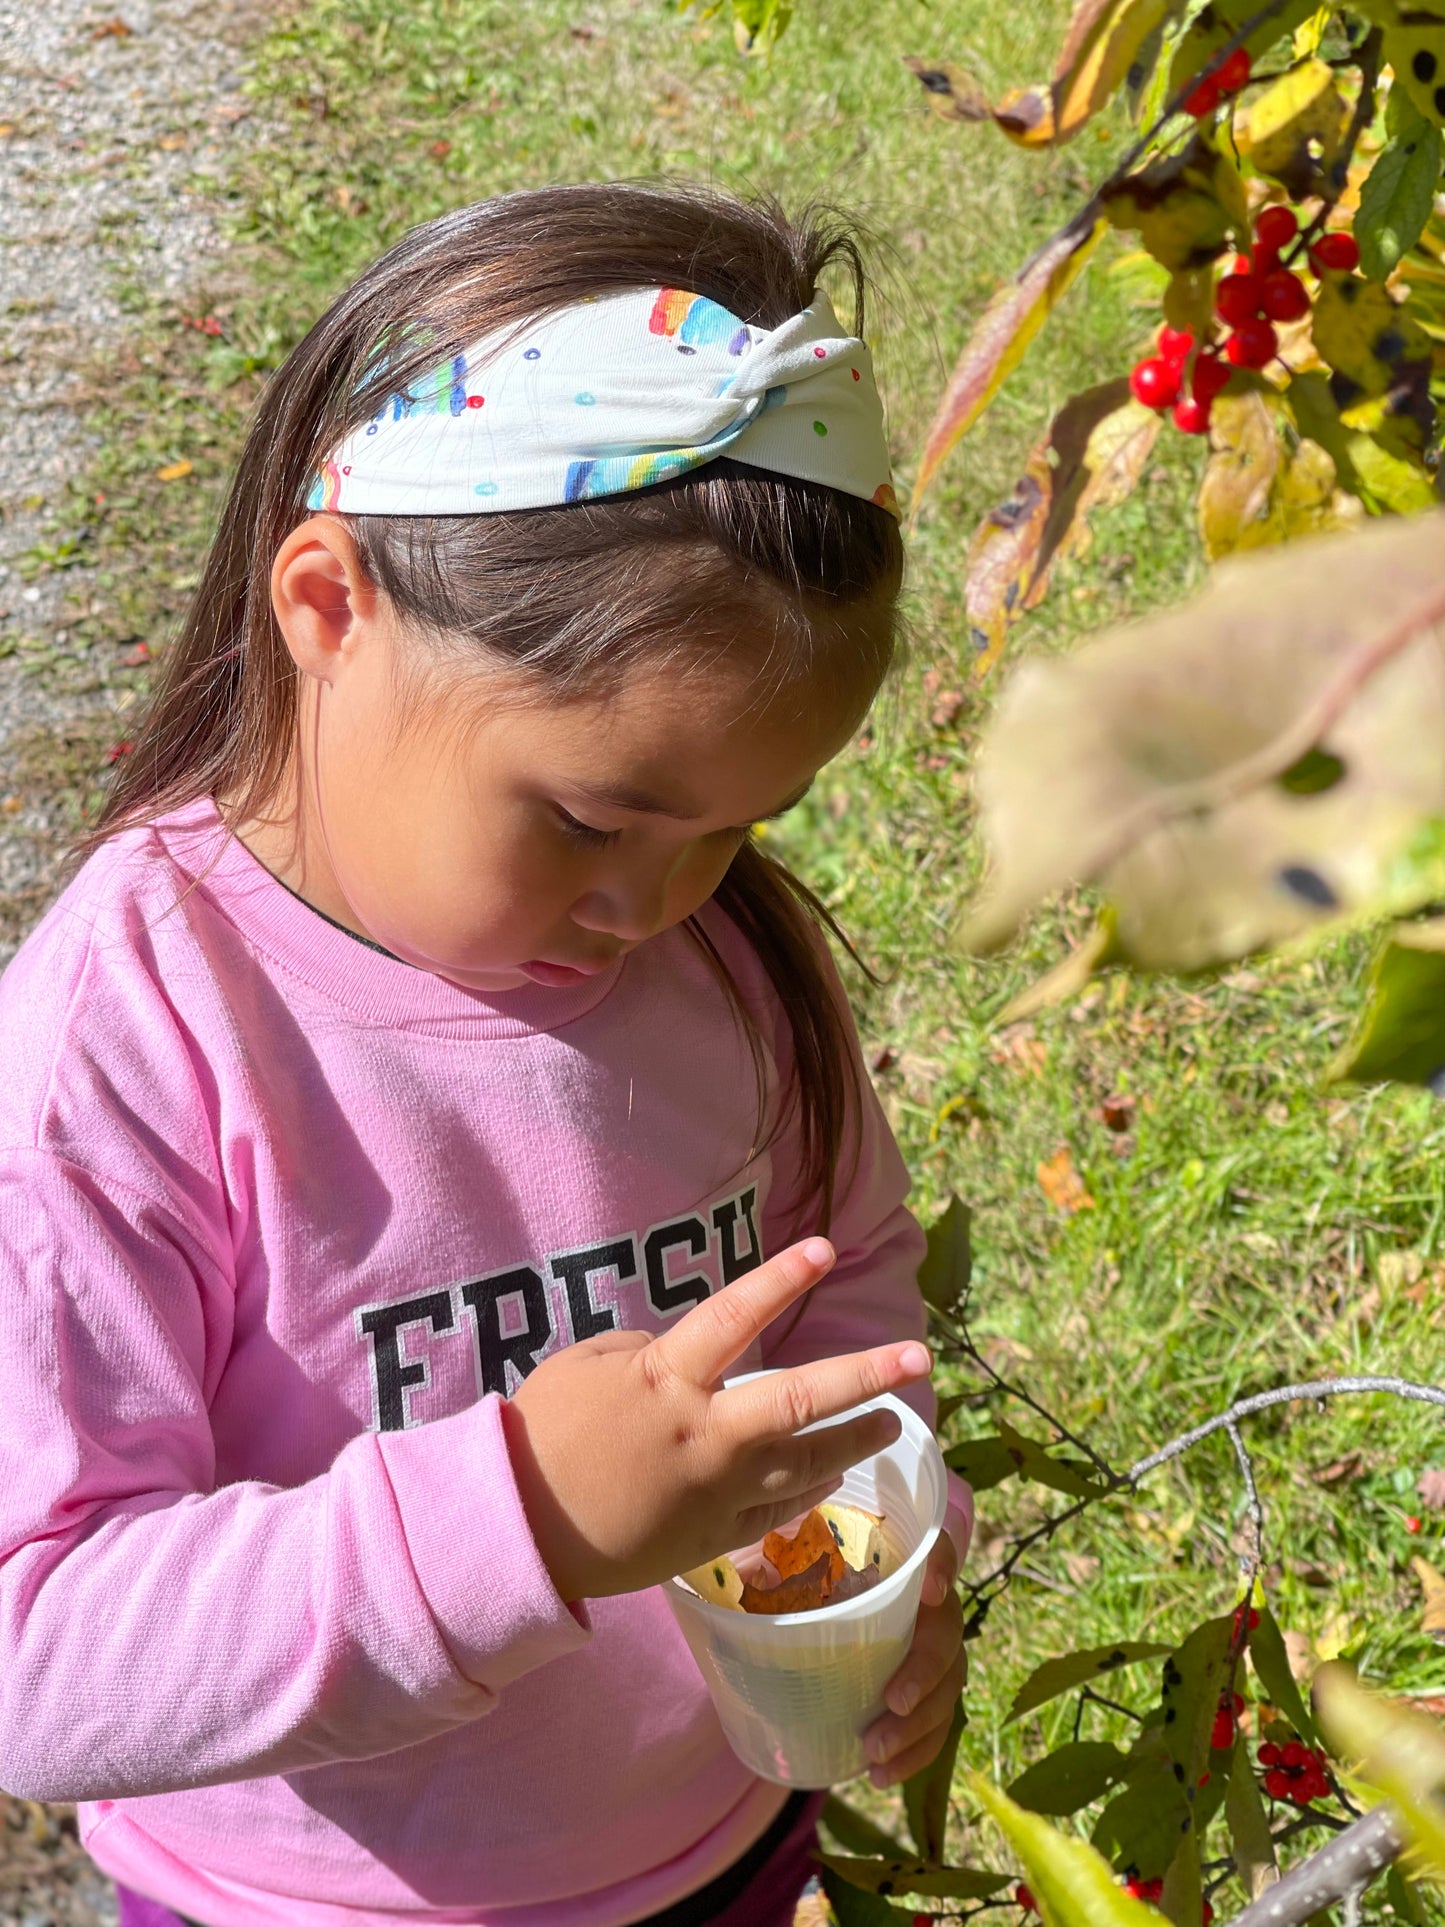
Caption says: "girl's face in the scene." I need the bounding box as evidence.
[245,519,872,994]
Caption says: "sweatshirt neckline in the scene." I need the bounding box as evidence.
[152,796,627,1037]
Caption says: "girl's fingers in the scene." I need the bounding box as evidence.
[867,1659,967,1770]
[733,1477,847,1545]
[922,1528,959,1606]
[651,1238,836,1387]
[726,1340,932,1444]
[748,1406,904,1501]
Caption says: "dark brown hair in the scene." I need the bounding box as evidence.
[92,181,905,1231]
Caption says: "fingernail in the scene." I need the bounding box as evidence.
[888,1681,917,1717]
[800,1238,834,1271]
[900,1342,931,1375]
[870,1764,893,1788]
[865,1731,891,1764]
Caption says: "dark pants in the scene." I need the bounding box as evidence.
[112,1789,827,1927]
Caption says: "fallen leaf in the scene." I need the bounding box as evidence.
[155,459,193,482]
[89,14,132,35]
[429,139,452,159]
[679,1554,744,1611]
[828,1563,883,1604]
[1419,1470,1445,1511]
[902,55,993,121]
[1412,1555,1445,1639]
[1312,1452,1364,1487]
[157,132,188,151]
[1037,1145,1095,1213]
[1100,1092,1135,1131]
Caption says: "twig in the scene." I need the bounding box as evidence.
[1226,1417,1265,1576]
[1227,1807,1402,1927]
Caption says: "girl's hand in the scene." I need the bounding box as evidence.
[862,1532,966,1787]
[502,1238,932,1602]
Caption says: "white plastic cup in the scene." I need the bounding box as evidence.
[663,1370,948,1788]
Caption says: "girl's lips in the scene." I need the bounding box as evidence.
[519,958,611,987]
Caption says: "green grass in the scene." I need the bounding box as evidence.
[33,0,1445,1905]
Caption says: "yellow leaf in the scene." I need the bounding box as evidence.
[1198,391,1280,559]
[1312,273,1434,397]
[969,1775,1161,1927]
[1385,21,1445,128]
[901,57,994,122]
[1163,265,1216,336]
[1050,0,1180,145]
[155,460,194,482]
[1037,1145,1095,1213]
[913,219,1105,501]
[1101,139,1243,270]
[1413,1555,1445,1638]
[1315,1664,1445,1877]
[1238,58,1347,195]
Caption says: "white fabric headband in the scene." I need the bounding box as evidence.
[308,286,898,518]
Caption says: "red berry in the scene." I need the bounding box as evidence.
[1184,75,1221,116]
[1405,1515,1423,1532]
[1259,269,1310,322]
[1225,316,1278,367]
[1216,274,1262,327]
[1216,47,1252,92]
[1265,1769,1291,1798]
[1124,1879,1145,1899]
[1172,395,1212,434]
[1258,1741,1281,1767]
[1130,356,1181,410]
[1017,1885,1037,1913]
[1255,206,1299,252]
[1203,1904,1216,1926]
[1193,353,1231,403]
[1310,232,1360,273]
[1210,1710,1235,1750]
[1144,1880,1164,1902]
[1232,1692,1246,1715]
[1282,1740,1306,1768]
[1158,326,1195,365]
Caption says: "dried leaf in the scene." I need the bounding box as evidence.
[913,219,1106,501]
[829,1561,884,1604]
[1038,1145,1095,1213]
[966,441,1055,677]
[1198,392,1280,561]
[1413,1555,1445,1639]
[679,1554,745,1610]
[960,512,1445,971]
[155,459,193,482]
[1420,1469,1445,1511]
[740,1550,833,1614]
[764,1510,846,1587]
[1101,137,1242,271]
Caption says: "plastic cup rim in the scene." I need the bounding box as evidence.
[663,1373,946,1630]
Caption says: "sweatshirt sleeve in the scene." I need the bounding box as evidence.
[0,1148,589,1805]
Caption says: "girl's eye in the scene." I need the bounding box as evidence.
[554,806,621,848]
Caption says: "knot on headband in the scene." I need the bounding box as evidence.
[308,286,897,518]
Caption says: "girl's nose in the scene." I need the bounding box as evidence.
[570,873,672,945]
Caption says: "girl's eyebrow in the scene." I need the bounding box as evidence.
[569,778,814,822]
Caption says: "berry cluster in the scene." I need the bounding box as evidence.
[1127,207,1364,439]
[1259,1739,1331,1805]
[1018,1878,1214,1920]
[1183,47,1251,118]
[1210,1689,1246,1752]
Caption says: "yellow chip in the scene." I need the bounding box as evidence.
[818,1501,895,1580]
[679,1555,745,1611]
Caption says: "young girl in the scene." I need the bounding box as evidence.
[0,181,972,1927]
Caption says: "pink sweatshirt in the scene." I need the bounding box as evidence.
[0,799,962,1927]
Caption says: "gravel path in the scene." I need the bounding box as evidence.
[0,0,270,1913]
[0,0,267,969]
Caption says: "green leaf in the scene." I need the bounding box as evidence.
[904,1694,967,1865]
[1315,1663,1445,1876]
[935,1391,970,1429]
[1160,1825,1201,1927]
[917,1196,973,1318]
[817,1854,1011,1899]
[1160,1615,1235,1793]
[1330,916,1445,1086]
[1008,1644,1174,1724]
[1007,1742,1132,1816]
[999,1419,1110,1500]
[818,1864,916,1924]
[1225,1732,1278,1902]
[944,1435,1021,1491]
[972,1774,1164,1927]
[1092,1729,1190,1881]
[1250,1607,1320,1748]
[1355,91,1444,280]
[821,1794,910,1861]
[1387,1863,1428,1925]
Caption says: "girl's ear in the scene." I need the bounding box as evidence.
[271,516,380,682]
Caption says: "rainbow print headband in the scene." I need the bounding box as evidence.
[309,286,897,518]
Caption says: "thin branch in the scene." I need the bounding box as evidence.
[1226,1417,1265,1576]
[1127,1378,1445,1485]
[937,1306,1117,1478]
[1227,1807,1402,1927]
